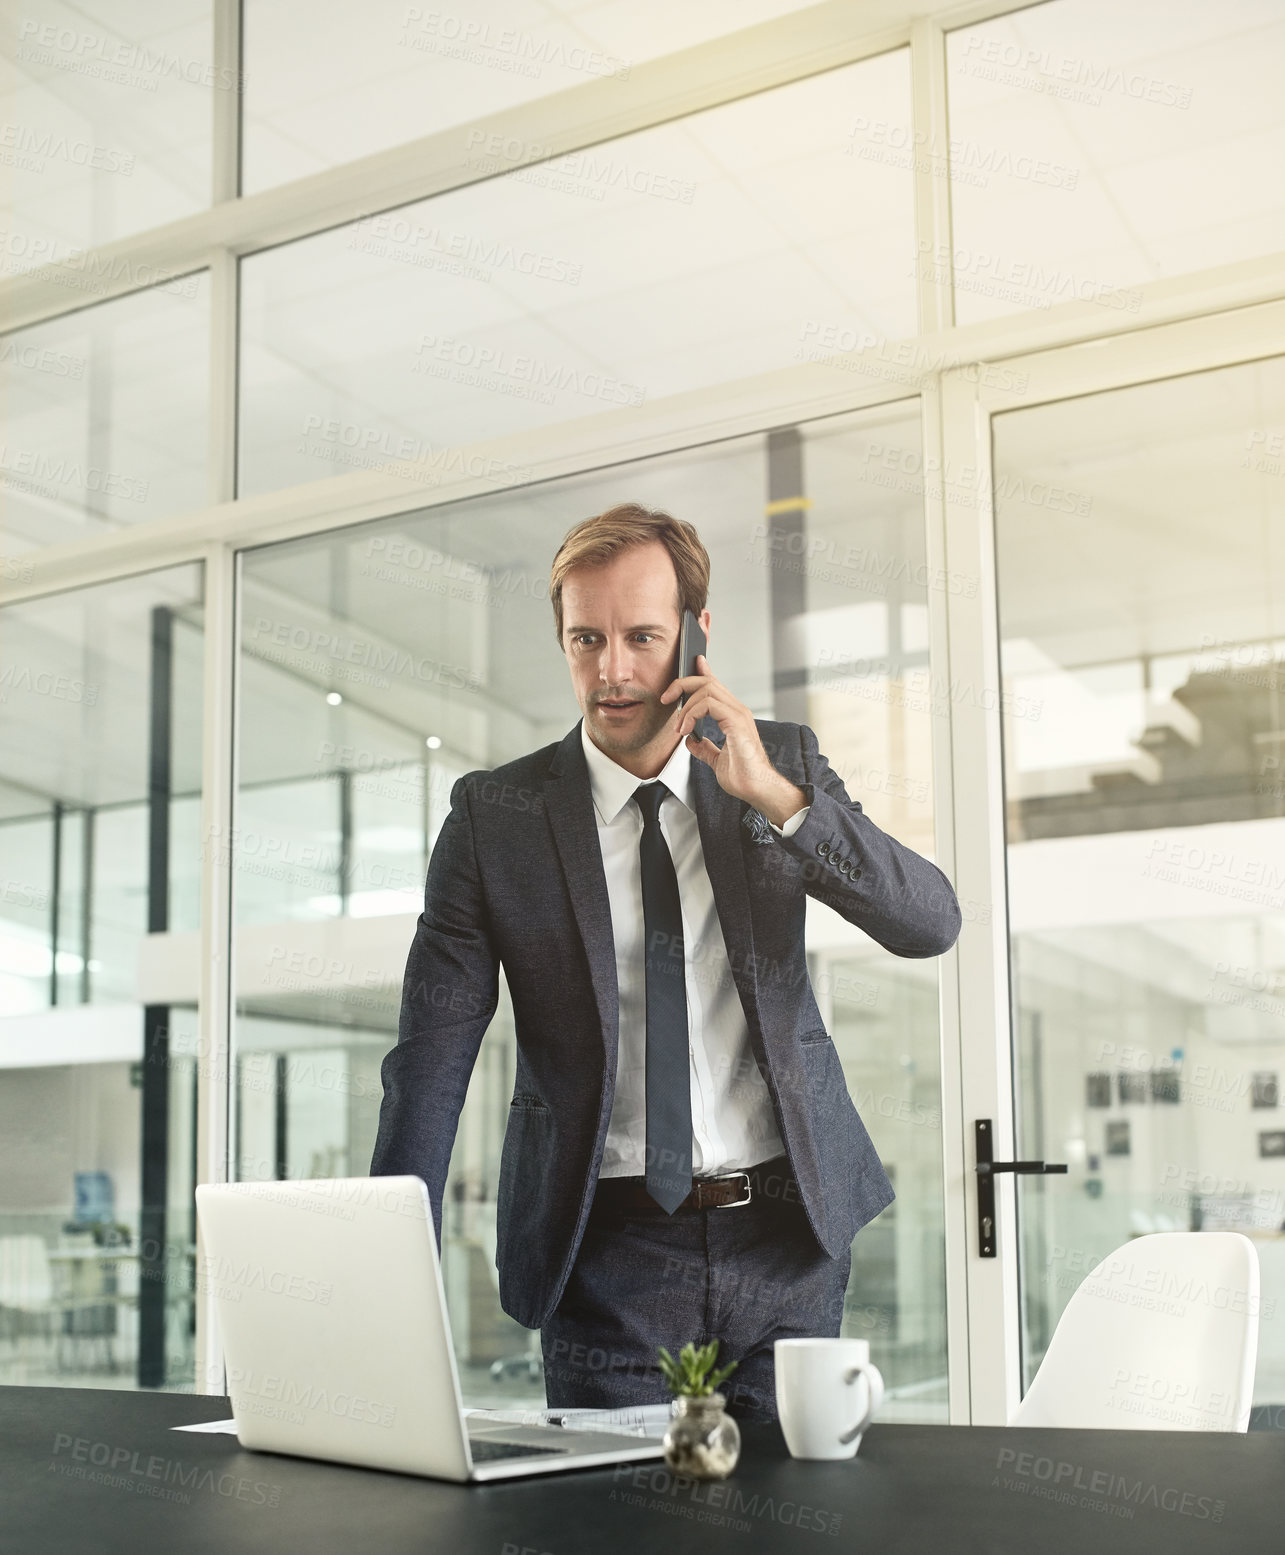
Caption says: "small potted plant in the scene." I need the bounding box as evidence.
[657,1340,741,1478]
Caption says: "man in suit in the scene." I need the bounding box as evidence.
[371,503,961,1422]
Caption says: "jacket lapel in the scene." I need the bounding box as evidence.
[544,721,621,1076]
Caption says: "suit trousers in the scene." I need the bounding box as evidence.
[539,1154,852,1424]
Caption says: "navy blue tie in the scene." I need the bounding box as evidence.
[634,780,693,1213]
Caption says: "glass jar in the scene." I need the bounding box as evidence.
[662,1392,741,1479]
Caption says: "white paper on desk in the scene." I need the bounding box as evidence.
[173,1403,673,1440]
[465,1403,672,1439]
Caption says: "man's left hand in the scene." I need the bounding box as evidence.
[661,653,808,829]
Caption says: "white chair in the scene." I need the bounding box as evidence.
[0,1235,54,1343]
[1012,1231,1260,1432]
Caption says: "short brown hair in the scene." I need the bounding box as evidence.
[549,502,710,645]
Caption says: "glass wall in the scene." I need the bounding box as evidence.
[234,400,950,1417]
[0,564,205,1390]
[3,0,216,272]
[994,356,1285,1415]
[237,47,915,495]
[946,0,1285,326]
[241,0,826,193]
[0,276,211,553]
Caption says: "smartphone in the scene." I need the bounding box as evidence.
[675,608,707,710]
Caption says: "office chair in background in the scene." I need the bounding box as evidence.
[1012,1231,1260,1431]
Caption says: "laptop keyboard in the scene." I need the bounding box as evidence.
[469,1438,574,1462]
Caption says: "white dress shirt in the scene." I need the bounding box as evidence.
[580,719,810,1180]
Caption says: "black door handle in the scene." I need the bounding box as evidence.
[974,1119,1067,1258]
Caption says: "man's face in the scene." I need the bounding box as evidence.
[560,540,709,765]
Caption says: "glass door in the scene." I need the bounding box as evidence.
[989,354,1285,1424]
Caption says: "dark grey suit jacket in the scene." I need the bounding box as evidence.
[370,714,961,1330]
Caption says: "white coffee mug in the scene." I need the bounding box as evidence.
[774,1338,884,1460]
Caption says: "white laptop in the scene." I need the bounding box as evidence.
[194,1176,666,1482]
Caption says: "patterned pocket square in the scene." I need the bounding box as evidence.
[741,807,775,844]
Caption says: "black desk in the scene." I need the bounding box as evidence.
[2,1385,1280,1554]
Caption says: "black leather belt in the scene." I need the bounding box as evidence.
[593,1154,794,1214]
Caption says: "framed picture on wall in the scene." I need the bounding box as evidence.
[1086,1073,1112,1108]
[1259,1131,1285,1159]
[1117,1072,1148,1105]
[1252,1073,1279,1109]
[1105,1120,1131,1156]
[1150,1067,1180,1104]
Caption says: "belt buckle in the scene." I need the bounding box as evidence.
[709,1169,751,1209]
